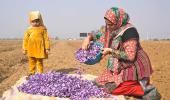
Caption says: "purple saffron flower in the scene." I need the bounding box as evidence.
[17,72,112,100]
[75,42,103,65]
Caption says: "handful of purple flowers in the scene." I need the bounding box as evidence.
[17,72,111,100]
[75,42,103,65]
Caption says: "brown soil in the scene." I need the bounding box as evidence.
[0,40,169,99]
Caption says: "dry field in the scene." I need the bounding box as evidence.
[0,39,170,99]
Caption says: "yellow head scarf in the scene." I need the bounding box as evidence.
[29,11,44,27]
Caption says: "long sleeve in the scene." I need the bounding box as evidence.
[112,39,138,62]
[111,39,138,62]
[113,27,139,61]
[43,29,50,50]
[22,30,30,50]
[121,39,138,61]
[113,27,139,69]
[89,31,106,46]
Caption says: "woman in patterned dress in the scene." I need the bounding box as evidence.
[82,7,160,99]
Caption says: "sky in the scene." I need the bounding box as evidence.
[0,0,170,39]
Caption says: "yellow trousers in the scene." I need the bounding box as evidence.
[28,57,43,74]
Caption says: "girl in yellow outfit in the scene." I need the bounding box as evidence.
[22,11,50,76]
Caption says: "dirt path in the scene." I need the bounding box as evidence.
[43,40,107,75]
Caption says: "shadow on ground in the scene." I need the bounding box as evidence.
[52,68,78,74]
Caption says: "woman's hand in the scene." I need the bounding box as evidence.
[81,35,92,50]
[101,48,112,58]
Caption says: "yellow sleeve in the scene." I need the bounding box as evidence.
[22,29,30,50]
[43,29,50,50]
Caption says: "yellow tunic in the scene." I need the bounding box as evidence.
[23,26,50,58]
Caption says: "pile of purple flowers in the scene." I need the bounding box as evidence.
[75,42,103,63]
[18,72,111,100]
